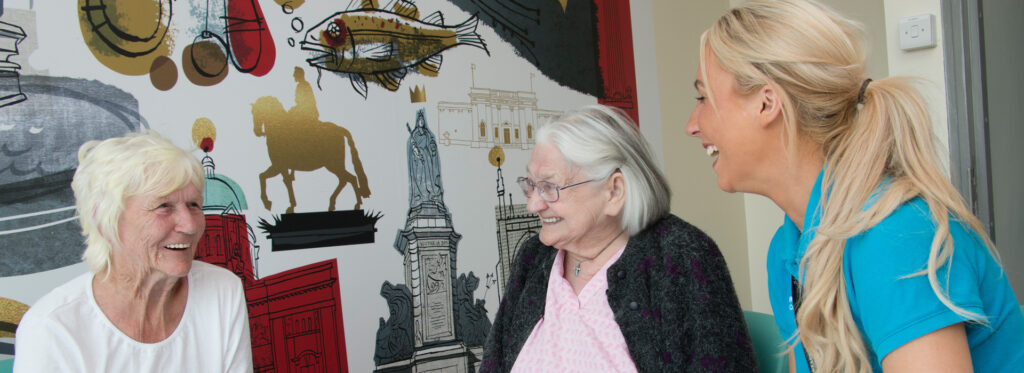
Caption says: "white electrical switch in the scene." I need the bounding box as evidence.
[899,14,937,51]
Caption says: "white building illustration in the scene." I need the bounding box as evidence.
[437,77,563,150]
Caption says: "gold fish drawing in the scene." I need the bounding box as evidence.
[301,0,489,98]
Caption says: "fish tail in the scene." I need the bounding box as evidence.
[454,14,490,56]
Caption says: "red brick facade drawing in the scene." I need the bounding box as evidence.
[197,214,349,372]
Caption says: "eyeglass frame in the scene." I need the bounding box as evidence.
[517,169,620,203]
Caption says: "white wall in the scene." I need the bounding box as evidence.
[651,0,753,309]
[883,0,949,165]
[631,0,666,168]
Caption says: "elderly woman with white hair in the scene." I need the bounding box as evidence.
[481,105,755,372]
[14,131,252,372]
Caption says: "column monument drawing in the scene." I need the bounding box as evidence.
[376,106,489,372]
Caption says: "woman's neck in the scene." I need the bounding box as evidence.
[762,139,825,232]
[564,228,629,294]
[92,268,189,343]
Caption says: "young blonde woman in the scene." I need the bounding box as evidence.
[685,0,1024,372]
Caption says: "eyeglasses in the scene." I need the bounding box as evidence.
[516,176,596,203]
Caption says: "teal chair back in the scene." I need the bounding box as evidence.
[743,310,788,373]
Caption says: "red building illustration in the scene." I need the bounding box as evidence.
[195,155,349,372]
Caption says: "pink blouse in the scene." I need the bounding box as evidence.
[511,245,637,373]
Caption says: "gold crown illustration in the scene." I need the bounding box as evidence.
[410,85,426,103]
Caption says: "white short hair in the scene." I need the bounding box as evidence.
[71,130,204,274]
[536,105,670,234]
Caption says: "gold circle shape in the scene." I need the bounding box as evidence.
[79,0,174,75]
[488,146,505,167]
[191,117,217,149]
[183,39,229,86]
[149,55,177,90]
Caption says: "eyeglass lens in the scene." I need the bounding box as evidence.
[516,177,572,202]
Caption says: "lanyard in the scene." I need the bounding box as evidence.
[792,276,817,372]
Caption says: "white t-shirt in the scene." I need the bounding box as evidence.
[13,261,253,372]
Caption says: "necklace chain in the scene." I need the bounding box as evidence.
[572,229,626,277]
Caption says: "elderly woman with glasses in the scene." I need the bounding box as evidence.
[480,105,755,372]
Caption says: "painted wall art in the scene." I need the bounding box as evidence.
[0,1,638,371]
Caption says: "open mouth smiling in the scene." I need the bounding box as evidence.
[705,144,719,157]
[164,243,190,251]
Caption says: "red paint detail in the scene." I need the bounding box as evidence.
[227,0,276,76]
[197,214,349,372]
[200,137,214,153]
[594,0,639,125]
[380,21,386,28]
[325,18,349,47]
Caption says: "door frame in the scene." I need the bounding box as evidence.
[941,0,995,236]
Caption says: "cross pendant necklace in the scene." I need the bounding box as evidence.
[572,228,627,277]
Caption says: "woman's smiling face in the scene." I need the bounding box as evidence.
[524,143,617,253]
[114,183,205,279]
[685,50,770,193]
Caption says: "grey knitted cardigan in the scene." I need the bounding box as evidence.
[480,214,757,372]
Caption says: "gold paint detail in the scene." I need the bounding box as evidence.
[78,0,175,76]
[291,67,319,121]
[409,85,426,103]
[488,146,505,167]
[0,297,29,338]
[253,93,371,212]
[391,0,419,19]
[274,0,306,10]
[558,0,568,12]
[182,40,229,86]
[192,117,217,148]
[149,55,178,91]
[310,13,467,74]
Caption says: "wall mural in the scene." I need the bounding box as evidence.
[301,0,489,98]
[252,68,371,213]
[374,108,491,371]
[0,1,638,371]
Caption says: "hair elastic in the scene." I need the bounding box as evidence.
[857,78,872,104]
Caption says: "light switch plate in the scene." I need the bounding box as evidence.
[899,14,937,51]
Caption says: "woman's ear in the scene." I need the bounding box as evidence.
[604,171,626,216]
[759,84,782,127]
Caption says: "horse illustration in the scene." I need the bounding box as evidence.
[252,96,370,213]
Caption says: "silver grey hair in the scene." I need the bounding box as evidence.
[72,130,204,275]
[535,104,670,235]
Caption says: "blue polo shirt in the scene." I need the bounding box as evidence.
[767,170,1024,372]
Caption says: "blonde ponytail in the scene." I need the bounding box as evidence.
[702,1,998,371]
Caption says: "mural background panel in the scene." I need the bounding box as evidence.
[0,1,642,371]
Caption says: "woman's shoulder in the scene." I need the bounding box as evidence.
[191,260,240,278]
[633,214,719,256]
[844,197,994,299]
[21,271,94,321]
[851,197,987,260]
[513,234,556,266]
[16,271,98,349]
[189,261,245,294]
